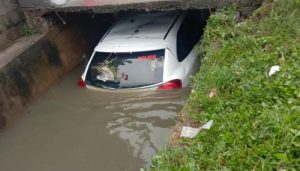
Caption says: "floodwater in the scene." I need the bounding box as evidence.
[0,65,189,171]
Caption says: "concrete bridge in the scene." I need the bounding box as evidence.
[18,0,262,14]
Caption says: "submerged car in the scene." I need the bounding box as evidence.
[79,11,208,90]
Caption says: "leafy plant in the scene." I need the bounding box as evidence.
[20,24,35,36]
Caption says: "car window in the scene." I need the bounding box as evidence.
[85,50,165,89]
[176,10,209,62]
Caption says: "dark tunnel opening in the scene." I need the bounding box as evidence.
[43,9,211,63]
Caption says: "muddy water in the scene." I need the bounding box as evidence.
[0,65,189,171]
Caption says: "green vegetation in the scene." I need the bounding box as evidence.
[20,24,35,36]
[152,0,300,170]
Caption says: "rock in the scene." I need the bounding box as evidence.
[240,6,259,17]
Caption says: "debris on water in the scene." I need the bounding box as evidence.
[269,65,280,76]
[180,120,214,138]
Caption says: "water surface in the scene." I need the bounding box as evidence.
[0,66,189,171]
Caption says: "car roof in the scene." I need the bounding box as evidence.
[94,11,181,53]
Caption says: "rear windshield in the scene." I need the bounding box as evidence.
[85,50,165,89]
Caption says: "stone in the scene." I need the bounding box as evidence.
[240,6,258,17]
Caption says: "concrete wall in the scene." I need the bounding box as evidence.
[0,0,18,15]
[0,25,87,130]
[18,0,262,15]
[0,0,25,51]
[0,0,24,33]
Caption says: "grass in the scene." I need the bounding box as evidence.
[151,0,300,170]
[20,24,35,36]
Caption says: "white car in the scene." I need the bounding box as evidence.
[79,11,207,90]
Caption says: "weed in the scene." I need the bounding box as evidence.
[20,24,35,36]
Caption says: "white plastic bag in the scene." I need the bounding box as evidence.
[180,120,214,138]
[269,65,280,76]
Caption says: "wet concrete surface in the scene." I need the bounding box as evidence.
[0,34,44,69]
[0,64,189,171]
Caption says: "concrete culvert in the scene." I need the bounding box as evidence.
[43,9,210,66]
[0,12,117,129]
[44,12,115,52]
[49,9,211,90]
[0,7,215,170]
[0,9,211,130]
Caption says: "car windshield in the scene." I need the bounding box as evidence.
[85,50,165,89]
